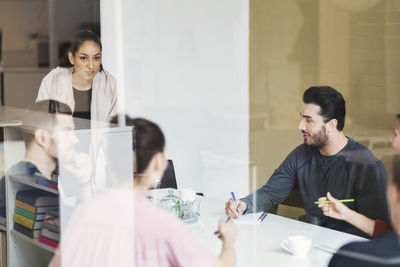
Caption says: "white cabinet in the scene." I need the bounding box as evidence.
[3,125,54,267]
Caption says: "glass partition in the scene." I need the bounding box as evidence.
[0,0,399,266]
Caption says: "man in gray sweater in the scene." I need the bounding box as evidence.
[225,86,389,237]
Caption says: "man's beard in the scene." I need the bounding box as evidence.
[303,126,328,148]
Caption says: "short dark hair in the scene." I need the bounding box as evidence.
[303,86,346,131]
[23,100,72,146]
[111,116,165,174]
[397,113,400,120]
[61,30,103,71]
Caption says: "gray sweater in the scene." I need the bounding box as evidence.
[242,138,389,237]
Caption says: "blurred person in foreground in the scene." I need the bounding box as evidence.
[225,86,389,237]
[318,114,400,237]
[328,154,400,267]
[50,117,237,267]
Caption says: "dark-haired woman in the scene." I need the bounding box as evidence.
[49,117,237,267]
[36,30,117,122]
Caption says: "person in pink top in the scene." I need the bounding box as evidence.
[49,117,237,267]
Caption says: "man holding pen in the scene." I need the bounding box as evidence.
[225,86,390,237]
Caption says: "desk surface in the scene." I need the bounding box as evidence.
[149,189,366,267]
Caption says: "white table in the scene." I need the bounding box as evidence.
[149,189,366,267]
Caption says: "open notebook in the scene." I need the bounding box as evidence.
[233,212,265,224]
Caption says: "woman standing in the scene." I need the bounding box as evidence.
[36,30,117,122]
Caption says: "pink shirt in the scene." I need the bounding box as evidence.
[61,188,217,267]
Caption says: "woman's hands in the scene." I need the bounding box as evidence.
[318,192,351,222]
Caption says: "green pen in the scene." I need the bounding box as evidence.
[315,198,355,204]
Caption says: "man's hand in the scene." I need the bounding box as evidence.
[225,198,246,218]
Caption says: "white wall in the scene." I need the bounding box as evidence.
[101,0,249,200]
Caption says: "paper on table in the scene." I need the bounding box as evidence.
[233,212,264,224]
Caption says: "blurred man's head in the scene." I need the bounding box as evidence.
[23,100,76,162]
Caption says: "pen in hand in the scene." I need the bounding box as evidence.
[314,198,355,204]
[230,192,239,214]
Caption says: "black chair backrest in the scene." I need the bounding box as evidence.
[159,159,177,189]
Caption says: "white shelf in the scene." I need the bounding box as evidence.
[9,175,58,195]
[0,225,6,232]
[0,121,22,127]
[11,230,54,253]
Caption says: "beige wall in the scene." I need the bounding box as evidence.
[0,0,99,67]
[250,0,400,192]
[0,1,48,51]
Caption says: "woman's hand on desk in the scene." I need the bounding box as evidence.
[225,199,246,218]
[214,219,237,267]
[215,218,237,243]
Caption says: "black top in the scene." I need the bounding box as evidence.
[241,138,389,237]
[73,88,92,120]
[329,232,400,266]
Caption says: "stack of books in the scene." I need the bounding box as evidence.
[13,190,58,239]
[38,209,59,248]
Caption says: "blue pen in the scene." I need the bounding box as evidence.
[230,192,238,211]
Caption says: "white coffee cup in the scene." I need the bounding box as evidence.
[179,188,196,202]
[281,235,312,257]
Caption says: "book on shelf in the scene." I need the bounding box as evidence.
[13,223,41,239]
[33,175,58,190]
[41,227,59,242]
[15,200,56,214]
[38,235,58,248]
[42,222,59,233]
[14,206,45,221]
[13,214,43,230]
[43,209,60,228]
[16,189,58,207]
[8,172,58,190]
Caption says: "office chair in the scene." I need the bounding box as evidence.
[270,186,309,222]
[159,159,178,189]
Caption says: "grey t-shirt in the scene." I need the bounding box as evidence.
[241,138,389,237]
[73,88,92,120]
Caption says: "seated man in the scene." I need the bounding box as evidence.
[0,100,75,208]
[328,155,400,267]
[225,86,389,237]
[7,100,75,183]
[1,100,90,206]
